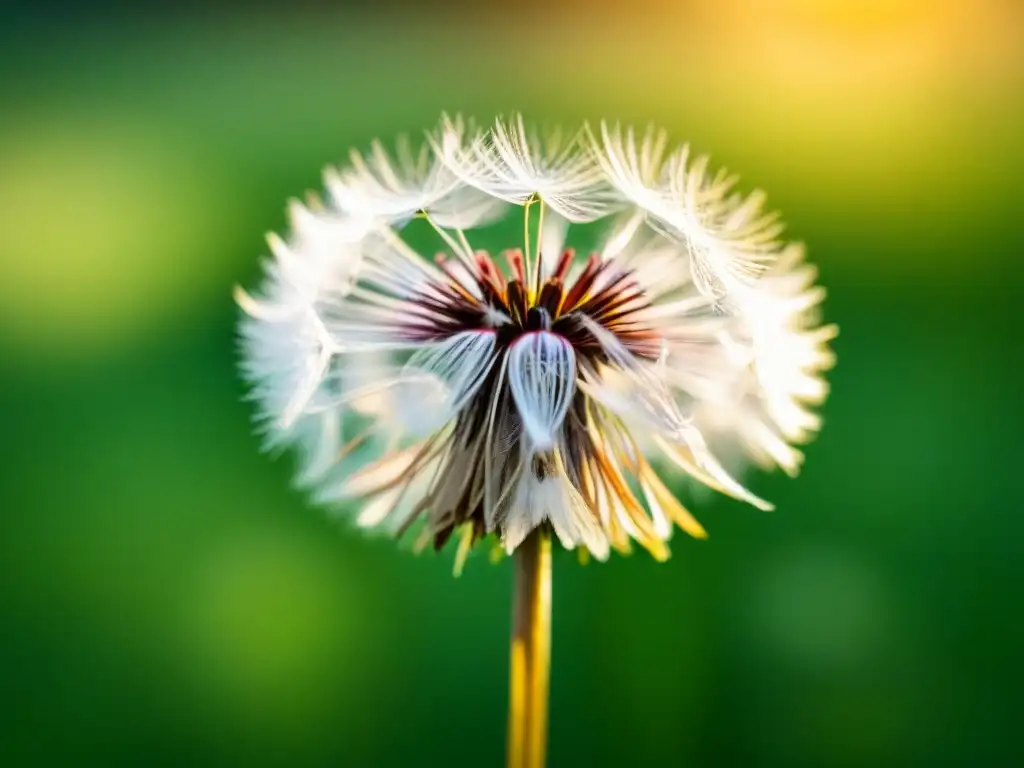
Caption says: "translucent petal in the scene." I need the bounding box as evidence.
[507,332,577,452]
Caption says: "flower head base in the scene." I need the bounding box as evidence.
[237,114,836,564]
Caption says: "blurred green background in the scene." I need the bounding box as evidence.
[1,2,1022,766]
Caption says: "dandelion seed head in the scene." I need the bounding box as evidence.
[237,113,836,561]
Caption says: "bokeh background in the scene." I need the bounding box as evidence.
[2,1,1022,765]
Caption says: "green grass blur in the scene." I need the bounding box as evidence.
[1,6,1022,766]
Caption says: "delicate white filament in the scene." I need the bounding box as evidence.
[576,316,688,438]
[396,330,498,436]
[442,114,614,224]
[502,469,609,560]
[507,332,578,453]
[594,121,782,301]
[324,120,508,230]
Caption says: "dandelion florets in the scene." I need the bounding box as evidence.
[236,113,836,564]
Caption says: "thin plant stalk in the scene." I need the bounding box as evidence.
[507,529,552,768]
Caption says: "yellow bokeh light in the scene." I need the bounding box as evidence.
[0,117,234,357]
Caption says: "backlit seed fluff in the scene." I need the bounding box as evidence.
[236,113,837,563]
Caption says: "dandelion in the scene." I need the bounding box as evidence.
[236,113,836,767]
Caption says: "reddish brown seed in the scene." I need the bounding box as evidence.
[562,252,603,310]
[552,248,575,282]
[504,248,526,284]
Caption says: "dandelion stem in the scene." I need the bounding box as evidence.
[533,200,546,298]
[522,199,535,293]
[507,529,552,768]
